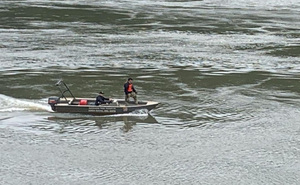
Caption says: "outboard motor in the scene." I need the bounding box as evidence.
[48,96,59,110]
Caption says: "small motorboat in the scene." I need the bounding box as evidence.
[48,80,159,115]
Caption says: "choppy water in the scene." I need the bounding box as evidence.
[0,0,300,184]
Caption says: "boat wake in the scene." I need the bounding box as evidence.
[104,109,150,118]
[0,94,52,113]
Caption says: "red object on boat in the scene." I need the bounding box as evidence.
[79,99,88,105]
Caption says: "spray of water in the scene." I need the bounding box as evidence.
[0,94,53,112]
[104,109,149,118]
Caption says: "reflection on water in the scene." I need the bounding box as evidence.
[46,114,158,133]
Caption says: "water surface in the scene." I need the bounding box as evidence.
[0,0,300,184]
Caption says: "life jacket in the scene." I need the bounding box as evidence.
[127,84,133,92]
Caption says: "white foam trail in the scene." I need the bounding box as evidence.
[0,94,53,112]
[104,109,149,118]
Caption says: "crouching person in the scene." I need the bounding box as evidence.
[95,91,112,105]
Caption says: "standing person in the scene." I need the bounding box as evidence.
[124,78,138,104]
[95,91,112,105]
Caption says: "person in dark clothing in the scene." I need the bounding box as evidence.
[95,91,112,105]
[124,78,138,104]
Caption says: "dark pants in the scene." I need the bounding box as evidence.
[95,100,112,105]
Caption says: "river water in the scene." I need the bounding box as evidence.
[0,0,300,184]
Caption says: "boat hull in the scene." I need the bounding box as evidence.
[49,98,159,115]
